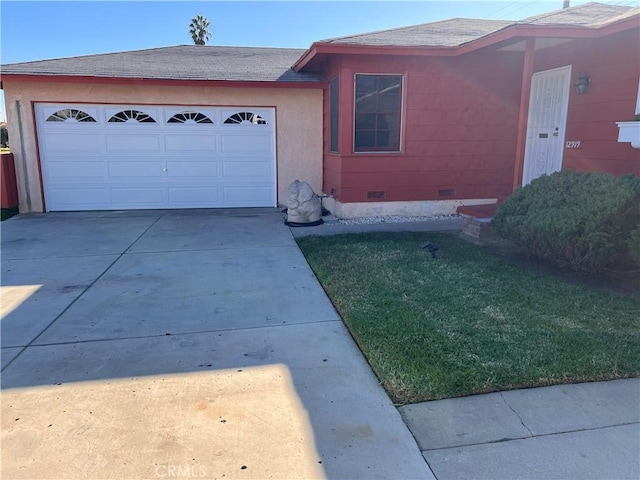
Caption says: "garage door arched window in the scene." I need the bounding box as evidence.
[224,112,267,125]
[167,111,213,124]
[108,110,156,123]
[46,109,96,123]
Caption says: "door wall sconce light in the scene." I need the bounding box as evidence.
[575,72,590,95]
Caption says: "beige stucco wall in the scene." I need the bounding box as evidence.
[2,80,323,213]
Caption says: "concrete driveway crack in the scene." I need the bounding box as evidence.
[500,392,534,437]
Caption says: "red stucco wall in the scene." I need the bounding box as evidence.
[534,28,640,177]
[323,50,523,203]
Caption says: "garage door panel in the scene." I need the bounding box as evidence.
[106,135,161,152]
[223,160,272,178]
[168,187,220,204]
[165,134,217,152]
[47,161,108,180]
[111,187,164,206]
[166,161,218,178]
[223,186,274,205]
[36,103,276,211]
[45,134,104,153]
[108,161,163,179]
[48,188,111,209]
[44,154,106,163]
[221,135,272,153]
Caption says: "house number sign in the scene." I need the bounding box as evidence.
[565,140,581,148]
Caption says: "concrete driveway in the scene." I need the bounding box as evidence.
[1,209,433,480]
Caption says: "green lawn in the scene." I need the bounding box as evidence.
[297,232,640,404]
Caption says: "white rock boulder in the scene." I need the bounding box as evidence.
[287,180,321,224]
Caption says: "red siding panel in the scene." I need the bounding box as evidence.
[323,153,342,196]
[325,52,522,202]
[564,141,640,165]
[564,157,640,176]
[533,29,640,177]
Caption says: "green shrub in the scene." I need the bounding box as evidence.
[0,125,8,148]
[629,226,640,265]
[493,170,640,275]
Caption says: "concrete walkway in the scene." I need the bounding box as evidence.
[1,209,432,480]
[288,216,464,238]
[401,378,639,480]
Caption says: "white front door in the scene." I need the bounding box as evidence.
[522,65,572,185]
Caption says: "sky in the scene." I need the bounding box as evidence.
[1,0,638,121]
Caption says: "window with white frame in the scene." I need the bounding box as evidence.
[354,74,403,152]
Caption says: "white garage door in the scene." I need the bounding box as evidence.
[35,104,277,211]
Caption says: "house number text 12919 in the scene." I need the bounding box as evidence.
[565,140,581,148]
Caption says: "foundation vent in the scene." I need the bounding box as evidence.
[367,191,386,199]
[438,188,456,198]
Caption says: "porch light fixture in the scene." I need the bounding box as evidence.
[574,72,590,95]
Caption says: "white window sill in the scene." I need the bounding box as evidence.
[616,121,640,149]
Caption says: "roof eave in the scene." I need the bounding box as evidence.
[458,15,640,54]
[292,42,458,72]
[292,44,324,72]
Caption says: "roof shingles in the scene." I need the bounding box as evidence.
[522,2,637,26]
[1,45,324,83]
[321,18,513,47]
[318,2,636,48]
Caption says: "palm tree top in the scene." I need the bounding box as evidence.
[189,15,212,46]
